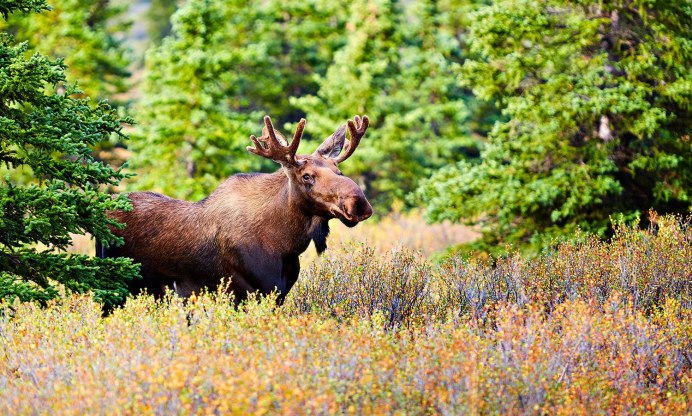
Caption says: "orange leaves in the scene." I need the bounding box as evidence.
[0,214,690,413]
[0,291,690,414]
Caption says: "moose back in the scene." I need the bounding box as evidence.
[99,115,372,303]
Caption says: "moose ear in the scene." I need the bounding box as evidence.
[314,124,346,159]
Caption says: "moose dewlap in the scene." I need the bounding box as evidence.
[99,115,372,303]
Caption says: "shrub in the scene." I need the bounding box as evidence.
[286,245,437,329]
[0,291,689,414]
[0,214,689,413]
[437,214,691,318]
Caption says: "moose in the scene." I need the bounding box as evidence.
[99,115,372,303]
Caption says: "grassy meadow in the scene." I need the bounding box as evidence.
[1,214,691,414]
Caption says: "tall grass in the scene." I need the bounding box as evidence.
[1,214,690,414]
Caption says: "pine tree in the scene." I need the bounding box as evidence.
[416,0,692,253]
[0,1,139,306]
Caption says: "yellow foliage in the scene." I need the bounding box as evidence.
[0,292,690,414]
[3,214,689,414]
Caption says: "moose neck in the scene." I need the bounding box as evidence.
[206,171,325,256]
[276,170,331,255]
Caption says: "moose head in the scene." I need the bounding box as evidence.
[247,115,373,227]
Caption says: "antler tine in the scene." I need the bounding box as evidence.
[247,134,264,154]
[263,116,282,148]
[334,115,369,164]
[289,118,306,155]
[247,116,305,166]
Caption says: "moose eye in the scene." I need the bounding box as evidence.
[302,173,312,182]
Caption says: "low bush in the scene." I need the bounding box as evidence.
[0,214,690,413]
[289,214,691,326]
[287,246,437,329]
[436,214,691,320]
[0,292,690,414]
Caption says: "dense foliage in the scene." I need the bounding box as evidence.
[0,0,131,100]
[416,0,692,251]
[1,216,690,413]
[294,0,478,209]
[130,0,480,207]
[0,1,139,306]
[130,0,352,200]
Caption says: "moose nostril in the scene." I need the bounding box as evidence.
[345,197,372,220]
[361,200,373,219]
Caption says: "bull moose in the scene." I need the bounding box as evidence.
[98,115,371,303]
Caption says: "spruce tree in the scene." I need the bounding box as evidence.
[0,1,139,306]
[416,0,692,253]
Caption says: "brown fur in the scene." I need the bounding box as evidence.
[102,116,372,303]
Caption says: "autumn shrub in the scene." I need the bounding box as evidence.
[437,214,692,318]
[1,214,690,414]
[1,291,690,414]
[286,214,690,331]
[287,245,437,329]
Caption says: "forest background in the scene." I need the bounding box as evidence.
[0,0,689,304]
[0,1,691,413]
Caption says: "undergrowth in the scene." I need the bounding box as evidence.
[0,215,690,414]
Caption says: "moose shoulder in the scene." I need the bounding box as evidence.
[100,115,372,303]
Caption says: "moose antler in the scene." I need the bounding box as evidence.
[247,116,305,166]
[333,115,369,164]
